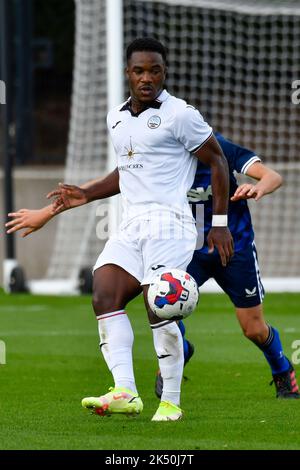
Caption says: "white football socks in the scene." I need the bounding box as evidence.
[151,320,184,406]
[97,310,137,393]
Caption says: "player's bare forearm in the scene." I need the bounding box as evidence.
[231,163,283,202]
[47,168,120,214]
[194,135,233,266]
[81,167,120,202]
[209,158,230,215]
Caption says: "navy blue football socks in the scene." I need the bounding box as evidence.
[178,319,289,376]
[178,320,190,362]
[178,320,289,376]
[258,325,290,375]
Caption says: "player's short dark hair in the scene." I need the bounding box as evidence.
[126,37,167,64]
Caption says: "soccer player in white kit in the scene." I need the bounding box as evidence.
[6,38,233,421]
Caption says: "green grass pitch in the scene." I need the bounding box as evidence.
[0,291,300,450]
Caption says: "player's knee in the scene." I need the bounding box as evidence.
[92,288,124,316]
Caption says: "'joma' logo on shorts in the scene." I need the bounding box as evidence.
[151,265,166,271]
[0,80,6,104]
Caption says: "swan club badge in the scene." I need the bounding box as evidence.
[147,115,161,129]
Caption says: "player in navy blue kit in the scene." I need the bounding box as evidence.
[156,132,300,400]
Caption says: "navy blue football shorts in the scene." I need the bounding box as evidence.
[187,241,265,308]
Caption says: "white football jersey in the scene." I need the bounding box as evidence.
[107,89,212,222]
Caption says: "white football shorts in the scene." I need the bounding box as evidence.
[93,213,197,285]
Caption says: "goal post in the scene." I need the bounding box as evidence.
[29,0,300,294]
[106,0,123,235]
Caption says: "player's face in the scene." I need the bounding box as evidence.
[126,51,166,105]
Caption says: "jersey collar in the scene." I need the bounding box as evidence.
[120,89,169,116]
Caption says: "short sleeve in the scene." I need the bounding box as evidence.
[173,105,213,153]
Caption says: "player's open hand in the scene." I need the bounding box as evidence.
[207,227,234,267]
[231,183,264,202]
[47,183,88,214]
[5,208,53,237]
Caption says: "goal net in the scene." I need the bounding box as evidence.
[33,0,300,293]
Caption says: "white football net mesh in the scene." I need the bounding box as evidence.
[47,0,300,283]
[47,0,108,280]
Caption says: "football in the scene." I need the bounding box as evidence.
[147,269,199,320]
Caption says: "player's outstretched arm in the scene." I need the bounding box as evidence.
[6,168,120,237]
[48,167,120,214]
[194,135,234,266]
[5,192,87,237]
[231,162,282,202]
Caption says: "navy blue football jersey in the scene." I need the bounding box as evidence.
[188,132,261,253]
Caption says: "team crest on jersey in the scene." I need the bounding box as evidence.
[147,115,161,129]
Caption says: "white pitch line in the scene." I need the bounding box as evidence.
[0,306,48,312]
[0,331,96,337]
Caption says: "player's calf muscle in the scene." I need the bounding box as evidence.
[236,305,269,343]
